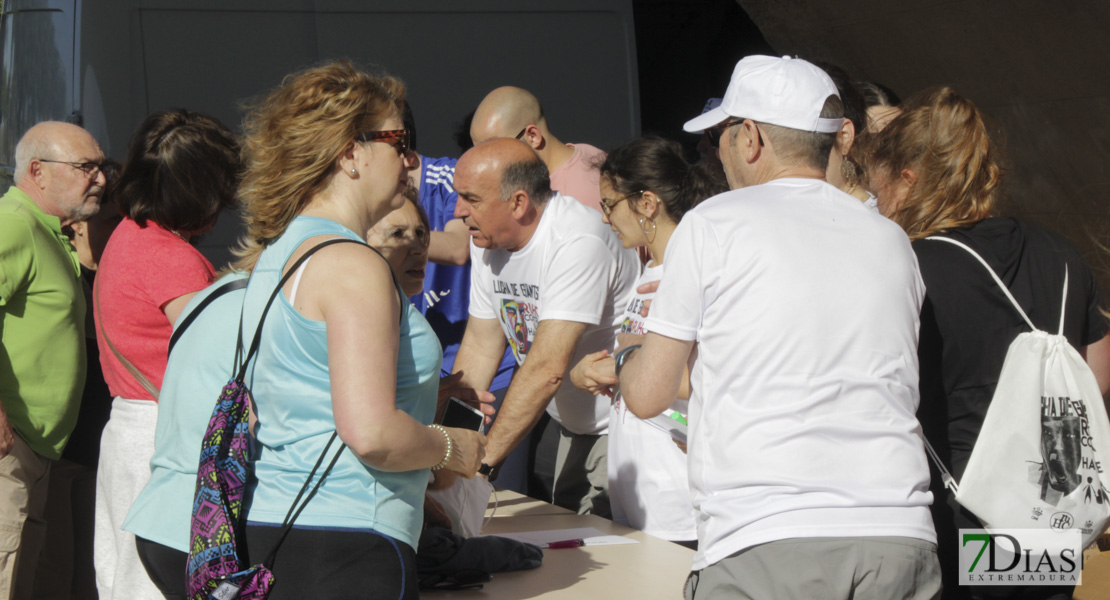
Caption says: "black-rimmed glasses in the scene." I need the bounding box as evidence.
[36,158,111,180]
[600,190,644,217]
[356,129,411,155]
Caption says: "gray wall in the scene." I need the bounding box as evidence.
[738,0,1110,294]
[1,0,640,268]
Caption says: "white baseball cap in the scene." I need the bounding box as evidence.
[701,97,723,114]
[684,55,843,134]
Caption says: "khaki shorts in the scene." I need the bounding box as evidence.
[551,423,609,518]
[0,434,52,600]
[685,536,941,600]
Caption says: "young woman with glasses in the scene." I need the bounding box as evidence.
[570,137,726,547]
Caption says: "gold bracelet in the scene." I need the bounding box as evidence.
[430,424,453,471]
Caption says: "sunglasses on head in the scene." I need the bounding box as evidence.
[356,129,411,154]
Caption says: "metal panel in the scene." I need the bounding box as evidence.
[0,0,75,185]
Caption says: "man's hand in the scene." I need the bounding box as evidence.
[570,350,618,397]
[437,372,497,425]
[0,409,15,460]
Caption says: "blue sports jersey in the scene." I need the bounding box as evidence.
[412,155,515,390]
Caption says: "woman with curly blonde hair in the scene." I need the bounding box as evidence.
[234,61,487,599]
[864,86,1110,600]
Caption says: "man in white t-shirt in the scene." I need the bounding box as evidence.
[451,138,638,515]
[620,56,941,599]
[470,86,606,213]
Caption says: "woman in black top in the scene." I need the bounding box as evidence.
[863,86,1110,600]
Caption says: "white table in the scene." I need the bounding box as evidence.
[430,490,694,598]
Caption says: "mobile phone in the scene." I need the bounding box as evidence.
[442,396,486,434]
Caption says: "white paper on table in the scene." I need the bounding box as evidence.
[486,527,638,548]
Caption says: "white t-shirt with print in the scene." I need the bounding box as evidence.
[469,192,639,435]
[610,263,696,541]
[645,178,935,570]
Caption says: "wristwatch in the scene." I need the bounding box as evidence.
[478,462,498,480]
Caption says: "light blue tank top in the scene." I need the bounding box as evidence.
[242,216,441,549]
[123,272,249,551]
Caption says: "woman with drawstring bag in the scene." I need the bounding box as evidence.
[228,61,488,600]
[863,86,1110,600]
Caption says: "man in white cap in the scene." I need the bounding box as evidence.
[619,56,940,599]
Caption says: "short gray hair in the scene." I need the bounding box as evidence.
[499,157,553,205]
[13,132,54,185]
[733,95,844,171]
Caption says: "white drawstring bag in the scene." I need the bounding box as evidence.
[924,237,1110,548]
[426,476,495,538]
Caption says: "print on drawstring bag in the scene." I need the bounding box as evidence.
[923,236,1110,548]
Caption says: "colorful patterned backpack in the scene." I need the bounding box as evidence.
[185,239,366,600]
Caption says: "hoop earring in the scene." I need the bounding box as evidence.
[639,217,657,244]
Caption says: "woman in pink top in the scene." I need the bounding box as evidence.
[91,109,240,600]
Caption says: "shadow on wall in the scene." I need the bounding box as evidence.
[632,0,774,158]
[734,0,1110,300]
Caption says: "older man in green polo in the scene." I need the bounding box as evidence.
[0,121,106,599]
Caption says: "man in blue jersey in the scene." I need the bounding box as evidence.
[402,105,526,493]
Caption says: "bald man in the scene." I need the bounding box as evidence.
[451,139,637,515]
[470,86,607,213]
[1,121,106,598]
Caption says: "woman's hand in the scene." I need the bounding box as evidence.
[442,427,487,477]
[638,280,660,317]
[570,350,618,397]
[436,372,497,425]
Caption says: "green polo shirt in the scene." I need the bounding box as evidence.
[0,186,86,459]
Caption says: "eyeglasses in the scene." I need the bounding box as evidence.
[704,119,763,149]
[356,129,411,155]
[37,158,111,180]
[600,190,644,217]
[704,120,742,148]
[514,126,529,140]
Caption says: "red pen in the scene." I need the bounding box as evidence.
[548,538,585,549]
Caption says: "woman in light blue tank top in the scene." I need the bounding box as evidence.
[231,61,489,600]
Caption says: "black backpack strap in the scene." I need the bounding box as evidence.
[236,238,395,380]
[263,431,347,569]
[168,277,248,356]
